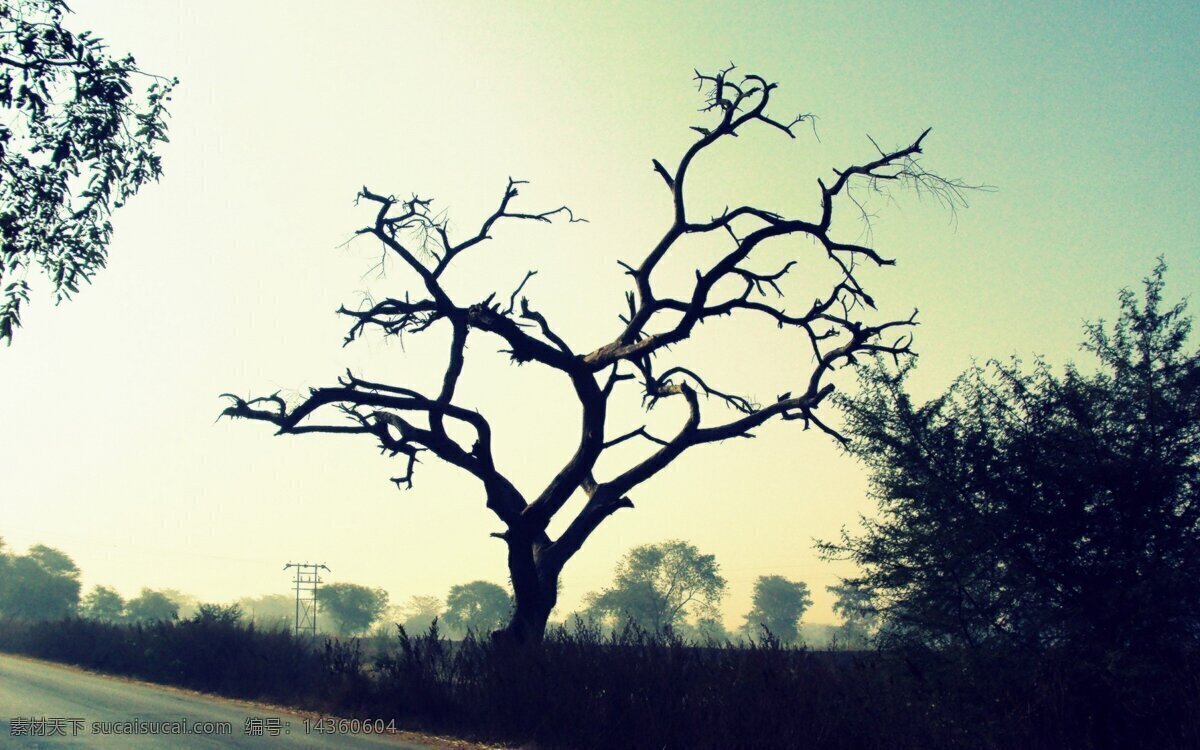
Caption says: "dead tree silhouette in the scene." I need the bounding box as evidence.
[222,67,974,644]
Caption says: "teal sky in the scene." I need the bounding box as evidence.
[1,1,1197,626]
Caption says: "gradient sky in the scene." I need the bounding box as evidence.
[1,0,1197,626]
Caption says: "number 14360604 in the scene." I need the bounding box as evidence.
[303,717,397,735]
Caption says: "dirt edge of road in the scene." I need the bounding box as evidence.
[1,652,514,750]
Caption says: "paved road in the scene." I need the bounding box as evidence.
[0,654,449,749]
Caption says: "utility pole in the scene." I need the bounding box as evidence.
[283,562,329,638]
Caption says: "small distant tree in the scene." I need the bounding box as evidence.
[223,66,973,643]
[317,582,389,636]
[688,615,733,643]
[398,594,443,634]
[0,0,176,343]
[79,584,124,622]
[158,588,199,619]
[443,581,512,637]
[236,593,293,630]
[0,542,81,620]
[191,602,244,625]
[827,582,878,649]
[125,588,179,622]
[823,263,1200,659]
[585,540,726,635]
[742,575,812,644]
[556,610,602,636]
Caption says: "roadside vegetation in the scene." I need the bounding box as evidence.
[2,613,1195,750]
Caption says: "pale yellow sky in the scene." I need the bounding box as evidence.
[1,1,1197,626]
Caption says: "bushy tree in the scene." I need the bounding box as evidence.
[316,582,389,636]
[125,588,179,622]
[0,542,80,620]
[79,584,124,622]
[443,581,512,637]
[585,540,726,635]
[0,0,176,343]
[742,575,812,644]
[824,263,1200,660]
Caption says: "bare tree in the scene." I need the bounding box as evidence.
[222,67,972,644]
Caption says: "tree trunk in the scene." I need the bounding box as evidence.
[494,535,559,645]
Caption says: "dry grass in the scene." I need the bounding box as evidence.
[1,615,1196,749]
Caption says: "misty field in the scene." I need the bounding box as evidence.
[2,614,1196,750]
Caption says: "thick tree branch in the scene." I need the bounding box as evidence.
[220,378,526,525]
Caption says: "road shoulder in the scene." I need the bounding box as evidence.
[1,652,507,749]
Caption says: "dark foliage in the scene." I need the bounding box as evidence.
[824,263,1200,667]
[0,0,176,343]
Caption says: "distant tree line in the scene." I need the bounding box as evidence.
[568,539,861,646]
[1,535,861,646]
[0,540,79,620]
[0,540,201,624]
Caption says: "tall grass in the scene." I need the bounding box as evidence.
[1,615,1195,749]
[0,613,338,705]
